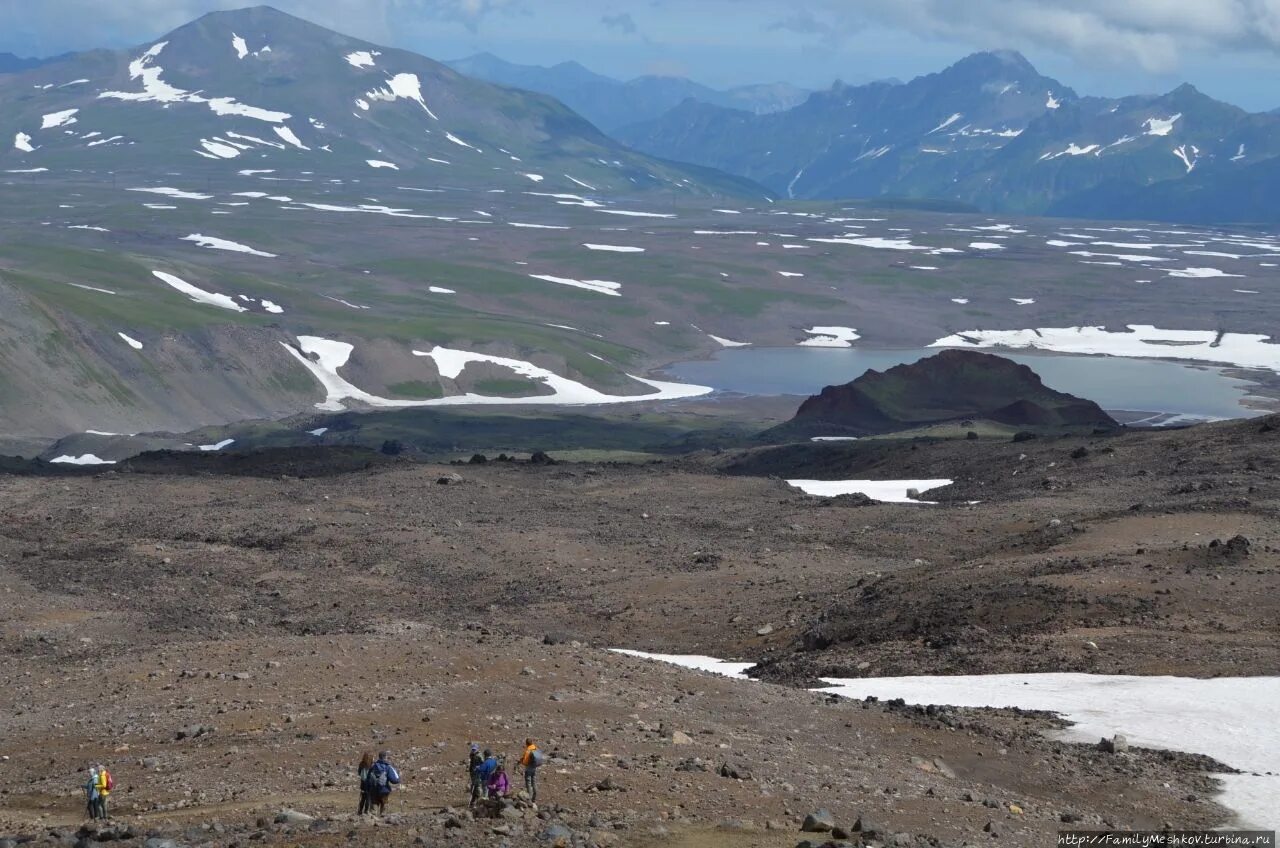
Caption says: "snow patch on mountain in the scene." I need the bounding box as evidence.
[1040,143,1100,160]
[273,126,308,150]
[232,34,248,59]
[200,139,241,159]
[153,270,246,312]
[345,51,378,69]
[1167,267,1242,279]
[281,337,710,411]
[100,42,291,123]
[1143,114,1181,136]
[118,332,144,350]
[41,109,79,129]
[800,326,860,348]
[1173,144,1199,173]
[934,324,1280,371]
[529,274,621,296]
[584,244,644,253]
[365,73,438,120]
[50,454,116,466]
[129,186,212,200]
[445,132,478,150]
[182,234,276,257]
[367,160,399,169]
[14,132,35,152]
[928,113,963,134]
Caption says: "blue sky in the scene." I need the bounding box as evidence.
[4,0,1280,111]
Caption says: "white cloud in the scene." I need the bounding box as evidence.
[765,0,1280,72]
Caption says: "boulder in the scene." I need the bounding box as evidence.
[275,809,315,826]
[670,731,694,745]
[1099,734,1129,754]
[801,810,836,833]
[437,473,464,485]
[541,823,574,846]
[853,815,883,838]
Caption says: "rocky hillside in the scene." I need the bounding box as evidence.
[773,350,1117,437]
[617,51,1280,219]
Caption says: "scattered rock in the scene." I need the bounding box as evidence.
[437,473,464,486]
[175,723,214,740]
[718,762,753,780]
[670,730,694,745]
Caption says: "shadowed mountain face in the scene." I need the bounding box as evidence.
[0,5,763,197]
[779,350,1118,437]
[446,52,808,133]
[616,51,1280,221]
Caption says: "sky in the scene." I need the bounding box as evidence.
[3,0,1280,111]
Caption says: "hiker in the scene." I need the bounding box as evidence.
[94,764,112,820]
[83,766,100,820]
[363,750,401,815]
[519,738,542,802]
[477,748,499,791]
[356,751,376,815]
[467,743,485,806]
[487,762,510,800]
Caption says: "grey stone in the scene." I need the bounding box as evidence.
[1098,734,1129,753]
[801,809,836,833]
[274,809,315,826]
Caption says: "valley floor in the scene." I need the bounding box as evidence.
[2,415,1278,844]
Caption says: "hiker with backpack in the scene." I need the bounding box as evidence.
[467,743,485,807]
[519,738,543,803]
[356,751,376,815]
[83,766,100,820]
[362,750,401,816]
[476,748,499,793]
[487,762,511,800]
[94,764,113,820]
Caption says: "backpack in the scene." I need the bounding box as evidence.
[365,764,389,794]
[104,771,114,792]
[529,749,546,768]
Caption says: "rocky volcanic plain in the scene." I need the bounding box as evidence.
[2,414,1278,847]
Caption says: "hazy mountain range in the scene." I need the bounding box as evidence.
[615,50,1280,221]
[445,52,809,133]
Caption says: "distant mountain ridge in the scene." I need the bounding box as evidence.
[616,50,1280,221]
[446,52,808,132]
[0,53,62,74]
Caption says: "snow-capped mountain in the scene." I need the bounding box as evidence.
[616,51,1280,218]
[0,6,761,198]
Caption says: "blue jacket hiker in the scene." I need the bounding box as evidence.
[362,751,401,814]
